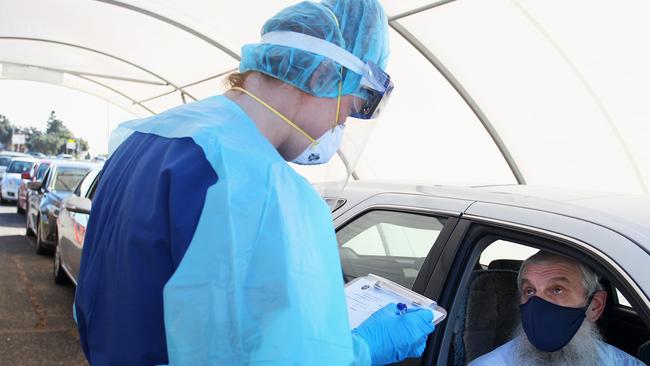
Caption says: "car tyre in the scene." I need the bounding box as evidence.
[53,244,70,285]
[35,216,51,255]
[25,209,35,237]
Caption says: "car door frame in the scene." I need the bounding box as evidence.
[333,191,474,290]
[418,202,650,366]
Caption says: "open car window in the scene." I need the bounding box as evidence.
[437,226,649,366]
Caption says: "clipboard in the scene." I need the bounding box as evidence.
[344,274,447,329]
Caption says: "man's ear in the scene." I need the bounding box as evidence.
[586,290,607,322]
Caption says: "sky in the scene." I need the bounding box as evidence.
[0,80,135,156]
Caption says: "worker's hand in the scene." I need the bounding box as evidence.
[352,303,435,365]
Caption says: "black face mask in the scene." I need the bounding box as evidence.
[519,296,590,352]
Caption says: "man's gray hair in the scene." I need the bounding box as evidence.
[517,251,602,299]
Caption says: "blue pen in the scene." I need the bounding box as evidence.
[397,303,407,316]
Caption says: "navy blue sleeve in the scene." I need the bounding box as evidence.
[75,132,218,366]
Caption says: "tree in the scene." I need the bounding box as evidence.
[0,114,13,147]
[30,134,61,155]
[46,111,72,139]
[78,138,90,152]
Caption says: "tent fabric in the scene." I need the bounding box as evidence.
[1,0,648,194]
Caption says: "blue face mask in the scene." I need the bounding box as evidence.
[519,296,590,352]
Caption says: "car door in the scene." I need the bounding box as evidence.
[418,202,650,366]
[333,192,473,365]
[67,170,100,279]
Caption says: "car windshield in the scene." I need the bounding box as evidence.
[0,157,11,167]
[7,161,33,174]
[54,167,91,192]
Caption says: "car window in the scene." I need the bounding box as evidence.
[615,288,632,307]
[337,210,447,288]
[435,225,650,366]
[7,160,33,174]
[479,239,539,269]
[53,167,91,192]
[87,173,101,200]
[36,163,50,180]
[0,157,11,167]
[76,169,101,198]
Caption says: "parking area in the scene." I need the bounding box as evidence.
[0,204,87,366]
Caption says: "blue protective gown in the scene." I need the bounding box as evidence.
[75,95,369,365]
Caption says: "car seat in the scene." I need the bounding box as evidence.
[452,269,520,365]
[487,259,523,272]
[639,340,650,365]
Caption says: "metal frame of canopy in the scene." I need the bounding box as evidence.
[1,0,647,192]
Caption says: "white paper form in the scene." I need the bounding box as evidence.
[344,274,447,329]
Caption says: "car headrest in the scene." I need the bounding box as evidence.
[488,259,523,272]
[463,269,520,364]
[639,340,650,365]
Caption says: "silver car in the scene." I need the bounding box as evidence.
[325,181,650,365]
[54,166,101,284]
[26,160,98,254]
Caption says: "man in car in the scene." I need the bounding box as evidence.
[470,251,645,365]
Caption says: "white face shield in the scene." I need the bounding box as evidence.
[261,31,394,120]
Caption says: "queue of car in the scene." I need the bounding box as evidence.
[7,153,650,365]
[25,160,99,254]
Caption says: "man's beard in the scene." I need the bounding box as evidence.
[513,319,603,366]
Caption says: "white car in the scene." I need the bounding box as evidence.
[1,157,36,202]
[0,151,30,181]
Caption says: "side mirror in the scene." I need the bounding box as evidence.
[21,172,31,180]
[27,181,43,191]
[64,196,91,215]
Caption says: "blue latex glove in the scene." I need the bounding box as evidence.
[352,303,435,365]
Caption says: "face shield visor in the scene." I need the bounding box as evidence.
[259,31,392,210]
[349,61,394,120]
[260,31,393,120]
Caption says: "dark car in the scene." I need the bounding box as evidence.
[18,160,51,214]
[26,160,99,254]
[54,165,102,284]
[326,181,650,365]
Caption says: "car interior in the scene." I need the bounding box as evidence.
[447,237,650,366]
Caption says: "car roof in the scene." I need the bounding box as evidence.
[331,181,650,251]
[0,151,30,157]
[7,157,37,163]
[50,160,101,169]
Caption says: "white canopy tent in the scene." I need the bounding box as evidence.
[1,0,648,194]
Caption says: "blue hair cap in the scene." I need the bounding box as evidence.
[239,0,390,98]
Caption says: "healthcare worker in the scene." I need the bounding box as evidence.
[75,0,436,365]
